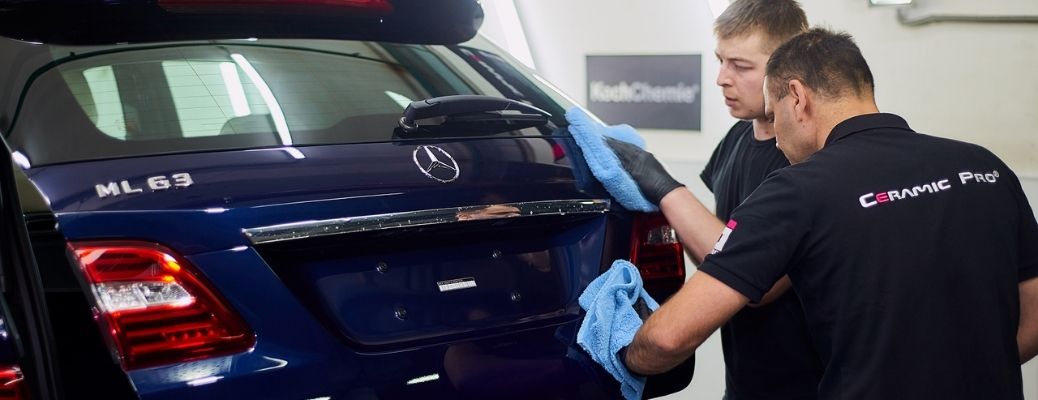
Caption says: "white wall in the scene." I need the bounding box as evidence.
[475,0,536,69]
[514,0,1038,172]
[505,0,1038,398]
[514,0,738,165]
[806,0,1038,176]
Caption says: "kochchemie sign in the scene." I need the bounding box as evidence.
[586,55,701,131]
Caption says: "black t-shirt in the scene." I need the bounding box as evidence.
[700,113,1038,399]
[701,121,823,400]
[702,121,790,220]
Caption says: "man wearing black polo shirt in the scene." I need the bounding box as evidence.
[619,28,1038,398]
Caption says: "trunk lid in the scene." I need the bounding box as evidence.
[26,137,617,348]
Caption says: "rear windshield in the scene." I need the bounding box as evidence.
[8,37,576,166]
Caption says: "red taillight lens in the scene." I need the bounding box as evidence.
[69,242,255,370]
[630,213,685,293]
[551,142,567,161]
[0,366,27,400]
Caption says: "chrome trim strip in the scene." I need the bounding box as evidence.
[242,199,611,245]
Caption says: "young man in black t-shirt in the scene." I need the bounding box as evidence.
[617,28,1038,399]
[612,1,823,398]
[703,1,824,398]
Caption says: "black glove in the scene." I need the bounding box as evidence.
[632,297,652,321]
[605,137,684,205]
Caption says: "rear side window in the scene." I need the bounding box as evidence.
[9,39,574,166]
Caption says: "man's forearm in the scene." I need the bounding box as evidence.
[624,271,749,375]
[749,276,793,308]
[658,188,793,305]
[659,188,724,264]
[1019,276,1038,363]
[624,322,695,376]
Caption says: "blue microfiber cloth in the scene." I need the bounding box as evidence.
[577,259,660,400]
[565,107,658,212]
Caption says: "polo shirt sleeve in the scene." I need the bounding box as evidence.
[697,170,810,303]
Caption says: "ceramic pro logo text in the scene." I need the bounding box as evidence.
[859,179,952,208]
[857,169,1000,209]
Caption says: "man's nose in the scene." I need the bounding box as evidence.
[716,65,731,87]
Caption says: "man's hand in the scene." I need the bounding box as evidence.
[618,298,653,376]
[606,138,684,205]
[624,270,748,375]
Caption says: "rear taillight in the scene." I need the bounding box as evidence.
[0,366,27,400]
[551,142,567,162]
[630,213,685,294]
[68,241,254,370]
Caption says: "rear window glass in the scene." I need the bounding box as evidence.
[9,38,574,166]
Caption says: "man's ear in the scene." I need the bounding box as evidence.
[788,79,810,120]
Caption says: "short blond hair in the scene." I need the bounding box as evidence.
[714,0,809,52]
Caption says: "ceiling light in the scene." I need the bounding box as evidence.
[869,0,913,6]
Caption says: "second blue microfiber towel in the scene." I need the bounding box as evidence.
[577,259,660,400]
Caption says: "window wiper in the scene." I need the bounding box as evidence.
[398,95,551,135]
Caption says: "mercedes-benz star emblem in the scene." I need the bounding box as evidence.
[413,145,460,183]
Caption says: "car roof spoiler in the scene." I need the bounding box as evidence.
[0,0,484,46]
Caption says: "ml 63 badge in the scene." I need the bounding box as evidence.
[95,173,194,199]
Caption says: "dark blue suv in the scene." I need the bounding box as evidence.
[0,1,692,398]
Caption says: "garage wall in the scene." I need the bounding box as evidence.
[513,0,734,166]
[503,0,1038,399]
[514,0,1038,171]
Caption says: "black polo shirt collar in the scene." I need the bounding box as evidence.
[824,113,913,147]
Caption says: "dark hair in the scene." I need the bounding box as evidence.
[765,27,875,100]
[714,0,808,52]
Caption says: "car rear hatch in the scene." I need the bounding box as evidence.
[28,134,612,349]
[0,3,691,395]
[248,176,608,352]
